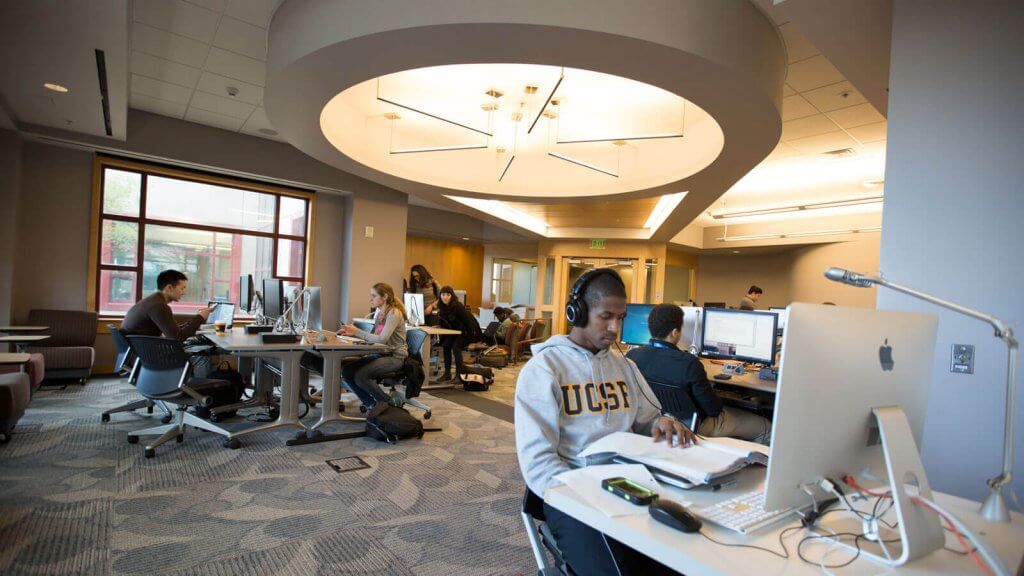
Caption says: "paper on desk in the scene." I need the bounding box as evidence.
[554,464,659,517]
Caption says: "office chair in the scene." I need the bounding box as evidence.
[521,488,571,576]
[101,325,172,424]
[369,327,431,419]
[124,335,239,457]
[646,378,701,431]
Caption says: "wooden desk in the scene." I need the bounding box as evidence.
[546,466,1024,575]
[0,353,30,365]
[0,335,51,353]
[701,358,777,394]
[0,326,49,332]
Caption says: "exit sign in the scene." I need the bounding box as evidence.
[590,239,606,250]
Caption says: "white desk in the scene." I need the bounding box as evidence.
[302,334,388,443]
[701,358,777,394]
[545,467,1024,575]
[203,329,317,442]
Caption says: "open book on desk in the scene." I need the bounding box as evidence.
[579,432,768,487]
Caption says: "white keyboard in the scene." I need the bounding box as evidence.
[692,490,795,534]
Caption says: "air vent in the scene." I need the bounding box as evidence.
[822,148,856,158]
[94,49,112,136]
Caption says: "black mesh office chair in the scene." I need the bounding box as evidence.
[521,488,571,576]
[125,335,239,457]
[101,326,172,424]
[368,327,431,419]
[646,378,701,431]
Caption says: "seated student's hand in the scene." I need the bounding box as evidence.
[198,306,217,320]
[336,324,357,337]
[652,416,698,448]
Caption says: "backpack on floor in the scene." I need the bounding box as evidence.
[365,402,424,443]
[192,361,246,419]
[477,346,508,368]
[461,364,494,391]
[402,358,425,399]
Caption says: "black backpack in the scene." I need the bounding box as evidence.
[365,402,424,443]
[193,361,246,419]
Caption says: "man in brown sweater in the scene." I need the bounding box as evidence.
[120,270,216,340]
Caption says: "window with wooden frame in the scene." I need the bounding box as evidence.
[89,156,315,318]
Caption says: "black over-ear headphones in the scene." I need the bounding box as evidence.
[565,268,626,328]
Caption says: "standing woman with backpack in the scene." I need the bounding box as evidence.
[336,282,409,408]
[437,285,483,383]
[409,264,441,326]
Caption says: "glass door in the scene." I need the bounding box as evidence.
[562,257,638,332]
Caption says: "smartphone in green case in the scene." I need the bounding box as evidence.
[601,477,658,505]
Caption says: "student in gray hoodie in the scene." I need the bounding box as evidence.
[515,268,696,576]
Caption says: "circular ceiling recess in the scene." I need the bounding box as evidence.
[265,0,785,212]
[320,64,724,198]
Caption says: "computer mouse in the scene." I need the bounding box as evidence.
[649,499,702,533]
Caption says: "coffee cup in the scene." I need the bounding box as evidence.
[214,320,227,333]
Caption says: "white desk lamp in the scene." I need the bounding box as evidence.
[825,267,1018,523]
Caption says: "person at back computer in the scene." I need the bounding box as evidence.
[515,269,696,576]
[120,270,216,340]
[739,285,763,310]
[627,304,771,444]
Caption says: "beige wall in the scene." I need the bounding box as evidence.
[308,191,346,329]
[695,236,880,308]
[342,193,407,322]
[0,130,21,325]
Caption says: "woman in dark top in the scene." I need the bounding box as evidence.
[436,285,482,383]
[409,264,441,326]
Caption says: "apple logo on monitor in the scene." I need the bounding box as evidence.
[879,338,895,371]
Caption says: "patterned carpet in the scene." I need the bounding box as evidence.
[0,376,536,576]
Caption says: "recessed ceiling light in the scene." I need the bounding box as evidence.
[44,83,69,93]
[461,237,470,240]
[258,128,279,136]
[732,250,740,253]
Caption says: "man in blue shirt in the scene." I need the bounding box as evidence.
[627,304,770,443]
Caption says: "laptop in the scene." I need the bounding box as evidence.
[206,301,236,329]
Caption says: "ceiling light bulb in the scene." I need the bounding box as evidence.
[44,83,69,93]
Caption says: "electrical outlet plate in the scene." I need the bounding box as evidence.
[951,343,974,374]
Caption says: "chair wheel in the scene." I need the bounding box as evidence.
[209,412,220,422]
[144,448,155,458]
[359,405,368,413]
[101,413,110,423]
[224,438,240,449]
[127,435,139,444]
[268,407,280,420]
[161,415,173,424]
[176,434,184,443]
[146,405,154,414]
[424,411,432,420]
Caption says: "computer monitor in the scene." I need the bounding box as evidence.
[704,301,726,309]
[620,303,655,346]
[302,286,322,331]
[767,306,788,332]
[679,306,703,352]
[239,274,254,313]
[763,304,940,563]
[699,308,778,365]
[262,278,284,318]
[404,293,425,326]
[206,301,235,329]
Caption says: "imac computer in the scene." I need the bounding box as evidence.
[206,301,235,329]
[764,303,949,567]
[699,308,778,370]
[262,278,284,318]
[679,306,703,353]
[621,303,655,346]
[404,293,425,326]
[302,286,322,331]
[239,274,254,313]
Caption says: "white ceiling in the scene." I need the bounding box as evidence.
[691,3,888,231]
[127,0,284,140]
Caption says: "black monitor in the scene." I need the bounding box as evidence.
[262,277,284,318]
[620,303,656,346]
[699,308,778,365]
[704,301,726,309]
[239,274,254,313]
